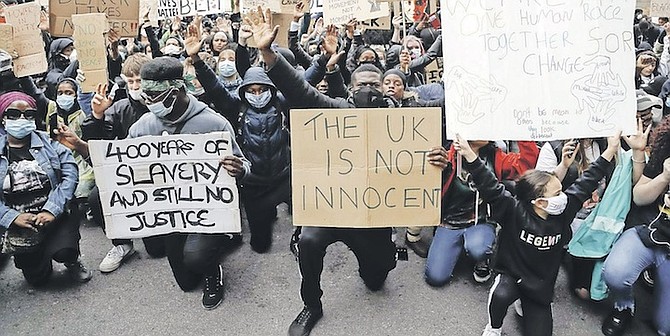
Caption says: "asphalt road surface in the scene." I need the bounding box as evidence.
[0,205,658,335]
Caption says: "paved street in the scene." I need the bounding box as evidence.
[0,205,658,336]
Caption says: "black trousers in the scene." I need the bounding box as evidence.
[487,273,553,335]
[164,233,228,291]
[89,185,166,257]
[239,178,291,251]
[297,227,397,310]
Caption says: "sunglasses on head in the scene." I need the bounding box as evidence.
[4,108,38,121]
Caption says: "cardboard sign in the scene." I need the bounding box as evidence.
[424,56,443,84]
[242,0,280,12]
[157,0,232,19]
[72,14,108,92]
[276,0,310,14]
[49,0,140,37]
[0,24,18,57]
[441,0,636,141]
[360,15,391,30]
[89,132,242,239]
[638,0,651,13]
[3,3,48,77]
[290,108,442,228]
[650,0,670,15]
[323,0,390,25]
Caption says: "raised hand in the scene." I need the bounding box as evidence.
[184,24,202,57]
[321,25,339,55]
[243,6,279,50]
[91,83,113,120]
[623,118,652,152]
[238,24,253,46]
[293,1,306,22]
[454,134,477,163]
[345,19,357,39]
[559,139,580,168]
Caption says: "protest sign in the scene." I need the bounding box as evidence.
[650,0,670,16]
[290,108,442,228]
[638,0,651,13]
[424,57,443,84]
[49,0,140,37]
[157,0,232,20]
[360,15,391,30]
[440,0,636,141]
[0,24,18,57]
[310,0,323,12]
[242,0,280,12]
[89,132,242,239]
[276,0,310,14]
[3,3,48,77]
[323,0,390,25]
[72,14,108,92]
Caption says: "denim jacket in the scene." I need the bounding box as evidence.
[0,131,78,229]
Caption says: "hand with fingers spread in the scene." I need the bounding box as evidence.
[54,124,88,157]
[321,25,339,55]
[91,83,113,120]
[243,6,279,51]
[108,28,120,45]
[293,1,306,22]
[623,118,652,152]
[326,51,346,71]
[602,130,623,161]
[171,16,182,33]
[345,19,357,39]
[392,15,404,29]
[221,156,245,177]
[427,146,449,170]
[184,24,202,57]
[314,17,325,36]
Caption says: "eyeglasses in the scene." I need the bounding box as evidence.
[4,108,38,121]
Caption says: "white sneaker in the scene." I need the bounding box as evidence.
[513,299,523,317]
[481,324,502,336]
[99,244,135,273]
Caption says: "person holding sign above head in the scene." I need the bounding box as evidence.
[451,132,622,336]
[45,38,78,100]
[245,8,448,336]
[0,91,91,286]
[127,56,250,310]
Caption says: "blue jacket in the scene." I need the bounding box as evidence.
[0,131,78,229]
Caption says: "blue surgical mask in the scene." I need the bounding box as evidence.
[245,90,272,109]
[56,94,76,111]
[146,89,176,118]
[5,118,36,139]
[218,60,237,77]
[188,87,205,96]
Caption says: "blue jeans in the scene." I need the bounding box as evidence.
[425,224,496,287]
[602,228,670,335]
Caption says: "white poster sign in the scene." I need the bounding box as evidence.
[157,0,232,19]
[441,0,637,141]
[90,132,241,239]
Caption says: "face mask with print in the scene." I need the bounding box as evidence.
[164,45,181,56]
[218,60,237,77]
[534,192,568,216]
[5,119,36,139]
[146,89,176,118]
[128,88,144,102]
[189,87,205,96]
[245,90,272,109]
[56,94,76,111]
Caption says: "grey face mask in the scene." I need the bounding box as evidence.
[245,90,272,109]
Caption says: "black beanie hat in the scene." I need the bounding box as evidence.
[140,56,183,81]
[382,69,407,87]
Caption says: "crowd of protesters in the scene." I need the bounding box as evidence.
[0,1,669,335]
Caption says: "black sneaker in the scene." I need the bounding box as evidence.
[202,265,224,310]
[473,259,492,283]
[64,258,93,283]
[602,308,633,336]
[288,306,323,336]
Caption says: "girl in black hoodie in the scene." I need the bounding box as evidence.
[453,133,620,336]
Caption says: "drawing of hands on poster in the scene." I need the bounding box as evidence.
[446,66,507,125]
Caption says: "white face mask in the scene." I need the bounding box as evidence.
[164,45,181,56]
[533,192,568,216]
[128,88,144,102]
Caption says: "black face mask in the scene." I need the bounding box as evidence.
[353,86,387,108]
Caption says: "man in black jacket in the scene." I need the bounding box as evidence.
[246,8,448,336]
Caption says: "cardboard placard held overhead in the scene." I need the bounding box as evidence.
[638,0,652,13]
[424,57,443,84]
[49,0,140,37]
[276,0,310,14]
[89,132,242,239]
[290,108,442,228]
[72,14,109,92]
[156,0,233,20]
[0,24,18,58]
[650,0,670,15]
[242,0,280,12]
[323,0,390,25]
[3,3,48,77]
[360,15,391,30]
[441,0,636,141]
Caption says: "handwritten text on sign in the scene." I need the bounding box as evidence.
[72,13,109,92]
[157,0,233,19]
[89,133,241,239]
[290,108,442,228]
[3,3,48,77]
[441,0,636,141]
[49,0,140,37]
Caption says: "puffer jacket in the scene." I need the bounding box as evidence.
[194,60,290,185]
